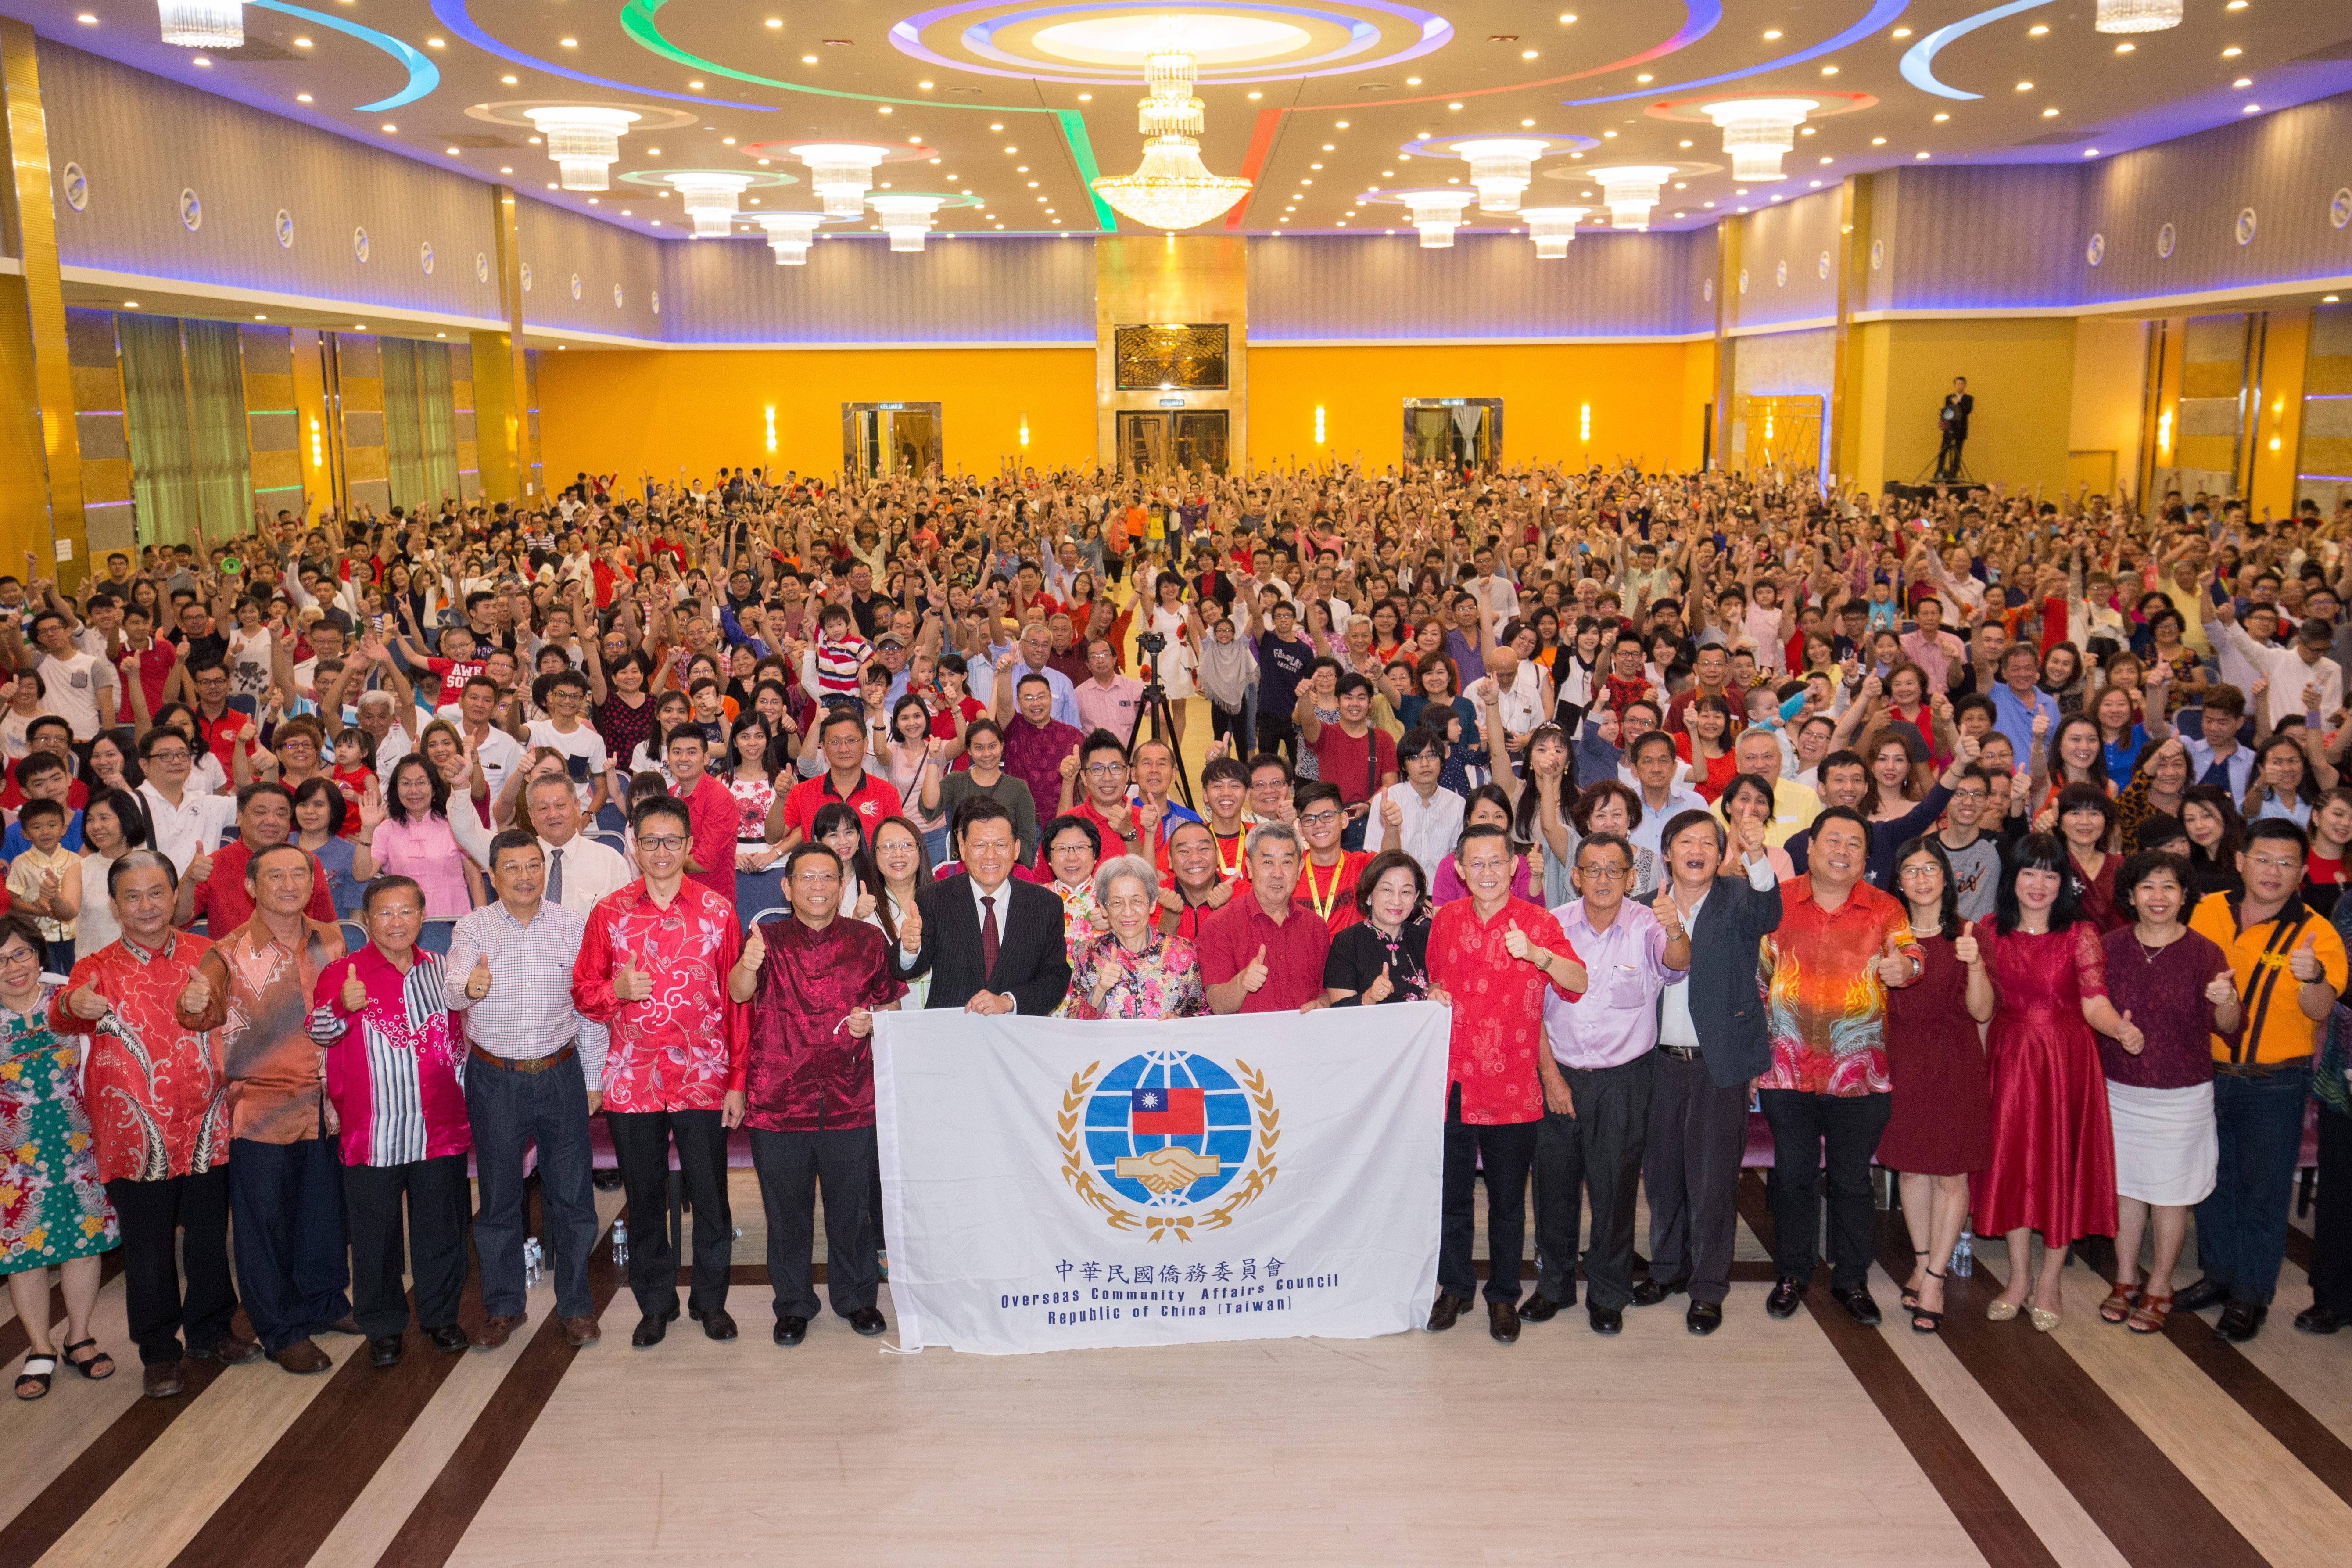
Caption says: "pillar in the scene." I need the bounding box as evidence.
[0,19,86,583]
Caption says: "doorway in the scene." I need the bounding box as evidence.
[842,402,943,478]
[1402,398,1502,467]
[1116,409,1229,477]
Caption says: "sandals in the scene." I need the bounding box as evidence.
[2098,1284,2139,1325]
[1902,1249,1929,1311]
[15,1355,56,1401]
[63,1339,114,1381]
[2127,1293,2174,1335]
[1910,1267,1947,1334]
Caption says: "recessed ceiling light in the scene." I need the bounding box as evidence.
[1559,12,1576,21]
[193,55,210,66]
[1524,118,1538,128]
[1819,157,1833,165]
[2222,47,2242,58]
[2043,108,2059,117]
[253,314,266,321]
[354,324,366,330]
[1405,77,1420,85]
[1522,49,1538,59]
[75,12,96,22]
[293,36,312,47]
[1075,91,1088,100]
[1915,151,1930,159]
[1871,136,1886,146]
[878,104,890,113]
[990,122,1004,130]
[645,147,659,154]
[2015,81,2033,91]
[296,93,312,103]
[802,54,817,63]
[1892,27,1912,39]
[692,80,707,90]
[2083,148,2099,157]
[2234,77,2253,88]
[1336,121,1349,129]
[2116,43,2135,53]
[2029,24,2048,35]
[1934,112,1950,122]
[1763,29,1782,40]
[559,38,577,48]
[1323,143,1336,151]
[2244,103,2261,113]
[1635,72,1652,83]
[1702,202,1714,208]
[500,75,518,85]
[2326,294,2342,303]
[446,146,461,154]
[426,37,443,48]
[1821,65,1838,76]
[1448,102,1463,110]
[1246,90,1262,99]
[381,122,397,133]
[122,301,138,308]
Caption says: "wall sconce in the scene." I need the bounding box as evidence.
[1579,402,1592,442]
[309,416,322,467]
[764,407,778,452]
[1314,405,1327,445]
[1018,416,1031,448]
[2157,407,2173,454]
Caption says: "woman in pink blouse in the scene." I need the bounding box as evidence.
[355,757,484,919]
[1069,856,1205,1019]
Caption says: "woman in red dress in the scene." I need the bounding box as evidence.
[1974,833,2140,1331]
[2053,782,2126,933]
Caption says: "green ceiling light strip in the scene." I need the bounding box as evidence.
[1055,109,1117,233]
[623,0,1016,112]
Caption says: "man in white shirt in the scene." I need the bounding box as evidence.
[1626,732,1709,862]
[437,675,526,808]
[523,668,610,819]
[525,774,632,919]
[1373,729,1466,888]
[136,727,237,874]
[2205,596,2344,729]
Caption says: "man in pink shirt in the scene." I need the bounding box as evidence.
[1072,637,1144,739]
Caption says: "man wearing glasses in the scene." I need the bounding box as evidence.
[573,797,748,1349]
[1936,764,2002,922]
[1289,782,1369,937]
[1058,729,1146,863]
[136,728,237,876]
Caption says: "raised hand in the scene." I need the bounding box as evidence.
[1059,745,1081,784]
[341,965,368,1011]
[187,850,215,885]
[898,903,924,951]
[1379,793,1404,831]
[2030,709,2050,742]
[65,984,109,1021]
[611,958,653,1002]
[2204,968,2238,1006]
[1361,963,1394,1005]
[1954,920,1981,968]
[2114,1008,2146,1056]
[466,954,494,1000]
[2289,929,2325,984]
[1502,926,1536,963]
[1240,943,1270,994]
[1872,934,1912,985]
[1953,732,1982,765]
[177,971,213,1015]
[740,925,767,971]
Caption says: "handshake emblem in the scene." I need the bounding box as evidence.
[1114,1145,1223,1195]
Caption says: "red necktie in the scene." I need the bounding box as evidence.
[980,893,1000,979]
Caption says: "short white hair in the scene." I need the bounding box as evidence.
[1092,854,1158,909]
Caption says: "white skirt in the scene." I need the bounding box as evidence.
[2107,1079,2218,1207]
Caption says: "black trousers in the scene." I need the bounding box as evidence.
[1438,1081,1539,1304]
[606,1107,732,1318]
[343,1154,471,1339]
[228,1136,351,1355]
[750,1127,880,1320]
[1255,714,1299,772]
[467,1053,599,1320]
[104,1168,237,1365]
[1760,1090,1892,1292]
[1644,1051,1751,1306]
[1533,1055,1653,1313]
[2312,1104,2352,1318]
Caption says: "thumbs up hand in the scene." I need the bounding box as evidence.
[466,954,494,1000]
[898,904,923,952]
[1954,920,1981,969]
[739,925,767,972]
[2205,969,2239,1007]
[612,957,653,1002]
[177,972,213,1016]
[1361,962,1394,1005]
[1872,933,1913,986]
[1379,793,1404,831]
[2290,929,2326,984]
[2114,1008,2146,1056]
[341,965,367,1012]
[1240,943,1270,994]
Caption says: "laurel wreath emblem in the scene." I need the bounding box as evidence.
[1058,1058,1280,1241]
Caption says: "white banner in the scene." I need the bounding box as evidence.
[875,1004,1450,1355]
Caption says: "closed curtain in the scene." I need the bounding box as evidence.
[116,314,199,549]
[417,341,459,511]
[380,336,427,513]
[180,319,253,538]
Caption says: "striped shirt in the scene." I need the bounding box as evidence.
[307,948,467,1167]
[442,898,610,1090]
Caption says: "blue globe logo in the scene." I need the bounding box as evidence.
[1084,1050,1252,1209]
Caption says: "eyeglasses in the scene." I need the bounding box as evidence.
[637,835,688,852]
[1083,762,1127,777]
[1898,864,1943,879]
[1299,809,1343,826]
[0,948,39,968]
[148,746,190,761]
[2247,854,2300,873]
[1578,863,1631,879]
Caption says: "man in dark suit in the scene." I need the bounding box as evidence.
[1642,807,1781,1335]
[891,797,1070,1014]
[1934,376,1973,479]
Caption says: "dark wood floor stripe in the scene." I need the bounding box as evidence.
[0,1358,228,1568]
[1847,1195,2270,1568]
[0,1251,127,1369]
[1734,1175,2062,1568]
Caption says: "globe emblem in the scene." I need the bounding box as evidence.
[1084,1049,1252,1210]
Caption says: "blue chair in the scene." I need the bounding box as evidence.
[745,906,787,933]
[588,830,627,858]
[227,694,257,718]
[595,803,626,834]
[735,866,789,932]
[338,919,366,953]
[417,919,455,958]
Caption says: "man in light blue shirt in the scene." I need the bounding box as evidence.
[1986,643,2059,765]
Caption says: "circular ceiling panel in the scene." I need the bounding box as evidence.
[1029,14,1313,65]
[890,1,1451,86]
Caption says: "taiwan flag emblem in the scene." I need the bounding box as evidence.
[1129,1085,1205,1136]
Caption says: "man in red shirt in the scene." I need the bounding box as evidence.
[1296,673,1398,851]
[115,602,179,720]
[1288,782,1367,936]
[666,727,737,907]
[177,782,337,934]
[1425,821,1587,1344]
[1198,822,1331,1015]
[771,708,897,850]
[1061,729,1144,862]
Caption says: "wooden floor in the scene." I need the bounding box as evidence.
[4,1170,2345,1568]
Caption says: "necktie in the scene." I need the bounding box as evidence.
[547,847,565,906]
[980,893,1000,980]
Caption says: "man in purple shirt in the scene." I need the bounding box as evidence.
[998,672,1083,864]
[1522,832,1690,1335]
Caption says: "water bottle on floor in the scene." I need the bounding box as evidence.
[1950,1227,1974,1278]
[523,1238,543,1290]
[610,1220,629,1267]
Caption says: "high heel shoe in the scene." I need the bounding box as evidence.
[1902,1249,1929,1311]
[2029,1305,2062,1333]
[1986,1298,2022,1322]
[1910,1269,1947,1334]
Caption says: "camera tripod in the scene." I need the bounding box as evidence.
[1124,645,1198,813]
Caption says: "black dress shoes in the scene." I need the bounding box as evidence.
[368,1335,405,1368]
[1488,1298,1520,1343]
[2294,1303,2345,1335]
[1588,1303,1623,1335]
[429,1324,470,1354]
[1426,1291,1465,1331]
[847,1306,888,1337]
[631,1314,669,1348]
[2173,1276,2231,1313]
[691,1307,739,1342]
[1831,1287,1881,1328]
[1518,1292,1562,1323]
[774,1315,809,1346]
[592,1168,624,1191]
[1686,1301,1724,1336]
[1630,1277,1685,1307]
[2214,1300,2267,1342]
[1765,1278,1807,1319]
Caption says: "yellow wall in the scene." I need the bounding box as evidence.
[2067,316,2148,499]
[538,347,1097,482]
[2249,308,2309,517]
[1849,318,2077,494]
[1249,343,1703,470]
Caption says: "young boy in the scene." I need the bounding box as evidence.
[807,604,870,707]
[7,798,80,972]
[0,752,84,857]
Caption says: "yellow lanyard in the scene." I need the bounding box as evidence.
[1214,831,1245,880]
[1304,854,1346,921]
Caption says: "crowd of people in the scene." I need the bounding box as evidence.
[4,459,2350,1402]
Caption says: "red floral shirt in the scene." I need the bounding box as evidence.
[1427,897,1583,1125]
[52,932,226,1182]
[572,879,747,1112]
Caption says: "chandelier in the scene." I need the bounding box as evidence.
[2095,0,2183,32]
[1586,166,1678,231]
[524,108,640,192]
[1697,99,1818,182]
[756,212,827,265]
[1447,139,1551,213]
[666,173,754,238]
[1518,206,1588,260]
[792,144,893,219]
[158,0,241,47]
[1090,26,1251,231]
[869,194,945,252]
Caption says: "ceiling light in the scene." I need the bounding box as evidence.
[1404,77,1420,86]
[292,36,311,47]
[1763,29,1782,40]
[1445,138,1552,212]
[793,143,892,215]
[2083,148,2100,156]
[2097,0,2184,30]
[870,194,943,251]
[525,108,639,191]
[1399,190,1473,247]
[122,300,138,307]
[296,93,312,103]
[1699,98,1819,181]
[1090,25,1251,230]
[426,37,443,48]
[1636,73,1653,83]
[1525,119,1538,128]
[559,37,577,48]
[446,146,461,155]
[1588,165,1675,230]
[2326,295,2342,303]
[2234,77,2253,87]
[2221,46,2242,58]
[2029,24,2049,36]
[2243,103,2260,113]
[1522,50,1538,60]
[803,54,818,63]
[1820,65,1838,76]
[2016,81,2033,91]
[1871,136,1885,146]
[500,75,518,85]
[1915,151,1930,159]
[878,105,890,113]
[767,17,783,26]
[1447,102,1463,111]
[1560,12,1576,21]
[2116,43,2136,52]
[1520,206,1586,260]
[1247,90,1262,99]
[1934,112,1950,122]
[192,53,210,65]
[757,212,826,264]
[76,12,96,22]
[667,171,753,236]
[158,0,240,48]
[381,123,397,133]
[1335,122,1349,129]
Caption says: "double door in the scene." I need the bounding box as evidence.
[1117,409,1228,477]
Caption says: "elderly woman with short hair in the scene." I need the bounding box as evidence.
[1066,854,1206,1020]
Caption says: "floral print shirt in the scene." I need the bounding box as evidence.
[51,933,228,1181]
[1066,931,1206,1020]
[572,879,748,1113]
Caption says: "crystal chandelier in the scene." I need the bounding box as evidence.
[869,194,945,253]
[524,108,640,192]
[158,0,241,48]
[1090,25,1251,231]
[1697,99,1818,183]
[1448,139,1551,213]
[1392,190,1474,248]
[756,212,827,265]
[792,144,893,219]
[2095,0,2183,33]
[1518,206,1588,260]
[1586,166,1678,232]
[666,173,754,239]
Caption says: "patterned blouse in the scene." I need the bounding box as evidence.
[1066,930,1206,1020]
[51,932,226,1182]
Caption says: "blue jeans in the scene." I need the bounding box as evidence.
[2194,1062,2312,1305]
[466,1050,600,1320]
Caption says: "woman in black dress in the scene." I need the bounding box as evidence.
[1323,850,1431,1005]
